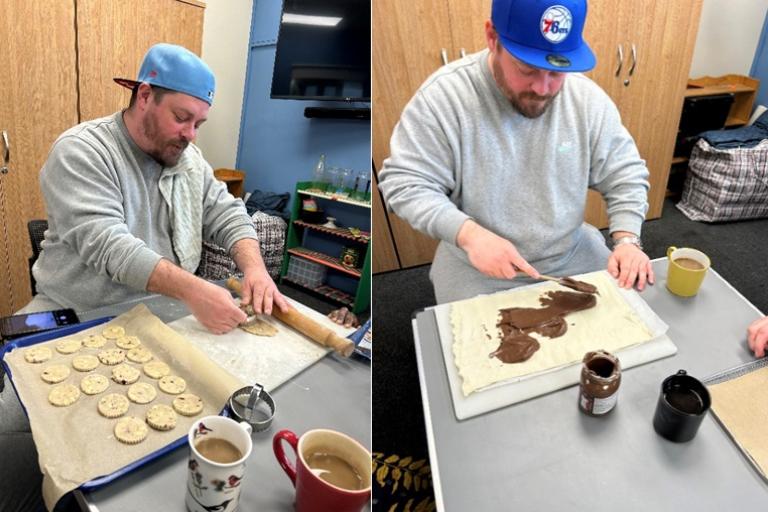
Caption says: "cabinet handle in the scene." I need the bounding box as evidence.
[1,130,9,175]
[460,48,466,58]
[628,44,637,76]
[440,48,448,66]
[615,44,623,77]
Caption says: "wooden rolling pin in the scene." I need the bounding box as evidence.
[226,277,355,358]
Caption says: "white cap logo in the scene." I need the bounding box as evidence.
[540,5,572,44]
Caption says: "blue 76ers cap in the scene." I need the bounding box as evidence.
[492,0,596,72]
[114,43,216,105]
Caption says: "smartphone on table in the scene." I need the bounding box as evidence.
[0,309,80,341]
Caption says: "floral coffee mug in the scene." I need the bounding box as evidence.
[186,415,253,512]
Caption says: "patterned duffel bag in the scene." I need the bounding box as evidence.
[677,139,768,222]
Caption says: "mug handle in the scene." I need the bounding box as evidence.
[273,429,299,486]
[667,246,677,259]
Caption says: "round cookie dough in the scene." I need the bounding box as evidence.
[41,364,70,384]
[158,375,186,395]
[24,346,52,364]
[81,334,107,349]
[56,338,82,354]
[98,393,130,418]
[72,354,100,372]
[102,325,125,340]
[126,346,152,363]
[172,393,204,416]
[114,417,148,444]
[80,374,110,395]
[116,335,141,350]
[127,382,157,404]
[143,361,170,379]
[98,348,126,366]
[48,384,81,406]
[111,364,141,385]
[146,404,177,431]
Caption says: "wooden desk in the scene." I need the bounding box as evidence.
[213,168,245,199]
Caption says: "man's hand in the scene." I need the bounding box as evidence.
[328,307,360,328]
[747,316,768,358]
[186,280,250,334]
[230,238,289,315]
[147,259,248,334]
[607,243,654,290]
[238,267,289,316]
[456,220,539,280]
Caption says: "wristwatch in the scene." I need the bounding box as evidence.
[612,235,643,250]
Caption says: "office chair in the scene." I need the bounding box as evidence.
[27,219,48,295]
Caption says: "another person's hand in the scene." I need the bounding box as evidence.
[607,244,654,291]
[187,280,249,335]
[328,307,360,328]
[239,267,289,316]
[456,220,539,280]
[747,316,768,358]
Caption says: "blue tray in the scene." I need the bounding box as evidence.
[0,318,230,491]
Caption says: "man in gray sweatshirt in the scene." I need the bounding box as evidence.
[25,43,287,333]
[378,0,655,303]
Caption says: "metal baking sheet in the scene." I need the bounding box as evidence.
[0,319,224,492]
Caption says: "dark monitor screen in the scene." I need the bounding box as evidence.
[271,0,370,102]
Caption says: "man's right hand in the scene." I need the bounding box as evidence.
[456,219,539,280]
[185,280,249,335]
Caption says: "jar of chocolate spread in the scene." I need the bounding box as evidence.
[579,350,621,416]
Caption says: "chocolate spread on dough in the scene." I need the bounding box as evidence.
[490,291,597,363]
[557,277,598,295]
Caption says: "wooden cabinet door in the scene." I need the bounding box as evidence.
[583,0,702,228]
[76,0,205,122]
[373,0,454,270]
[0,0,78,315]
[371,171,400,273]
[446,0,492,60]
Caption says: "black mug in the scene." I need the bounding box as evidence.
[652,369,711,442]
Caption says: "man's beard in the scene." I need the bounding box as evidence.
[491,57,558,119]
[142,110,189,167]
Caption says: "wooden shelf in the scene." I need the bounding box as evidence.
[297,189,372,209]
[671,156,689,165]
[287,247,362,278]
[293,220,370,243]
[684,75,759,127]
[282,276,355,308]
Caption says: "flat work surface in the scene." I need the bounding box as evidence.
[413,258,766,511]
[75,293,370,511]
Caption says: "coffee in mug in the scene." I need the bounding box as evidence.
[186,416,253,512]
[273,428,371,512]
[653,370,711,442]
[305,451,365,491]
[195,437,244,464]
[666,246,710,297]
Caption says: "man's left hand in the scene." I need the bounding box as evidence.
[239,268,289,315]
[607,244,655,291]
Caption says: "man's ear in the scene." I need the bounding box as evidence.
[136,83,153,108]
[484,20,498,54]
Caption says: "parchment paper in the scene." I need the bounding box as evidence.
[4,304,243,510]
[708,366,768,481]
[168,296,354,390]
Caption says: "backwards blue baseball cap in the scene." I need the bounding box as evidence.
[492,0,595,72]
[114,43,215,105]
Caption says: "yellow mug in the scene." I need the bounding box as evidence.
[666,246,710,297]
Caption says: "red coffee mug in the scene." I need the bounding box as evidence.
[273,428,371,512]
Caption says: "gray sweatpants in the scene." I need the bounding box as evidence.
[430,223,611,304]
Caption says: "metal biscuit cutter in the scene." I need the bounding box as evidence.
[228,383,276,432]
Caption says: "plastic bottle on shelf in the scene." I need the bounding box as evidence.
[313,154,326,192]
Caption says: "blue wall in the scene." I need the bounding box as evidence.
[236,0,371,200]
[751,12,768,110]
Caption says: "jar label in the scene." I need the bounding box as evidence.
[581,391,618,415]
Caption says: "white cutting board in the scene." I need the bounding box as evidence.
[169,297,354,391]
[431,272,677,420]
